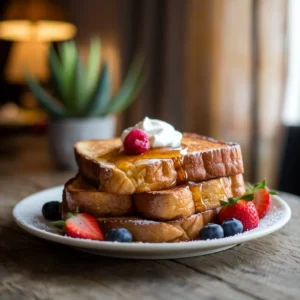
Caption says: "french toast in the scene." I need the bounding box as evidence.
[62,174,245,221]
[98,210,217,243]
[62,175,133,218]
[75,133,244,194]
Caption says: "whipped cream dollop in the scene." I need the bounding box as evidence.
[121,117,182,148]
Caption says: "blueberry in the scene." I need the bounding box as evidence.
[221,218,243,237]
[42,201,61,220]
[105,228,133,242]
[199,224,224,240]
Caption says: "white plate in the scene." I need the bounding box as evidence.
[13,186,291,259]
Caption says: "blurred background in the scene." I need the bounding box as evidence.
[0,0,299,193]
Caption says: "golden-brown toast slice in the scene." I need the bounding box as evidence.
[98,210,217,243]
[62,174,245,221]
[133,174,245,220]
[62,175,133,219]
[75,133,244,194]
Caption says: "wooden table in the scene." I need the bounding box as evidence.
[1,135,300,300]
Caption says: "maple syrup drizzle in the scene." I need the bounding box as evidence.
[188,178,230,212]
[188,183,207,211]
[96,145,188,179]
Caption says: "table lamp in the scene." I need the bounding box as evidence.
[0,0,76,124]
[0,0,77,84]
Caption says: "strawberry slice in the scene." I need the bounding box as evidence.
[54,212,104,241]
[253,188,271,219]
[247,179,277,219]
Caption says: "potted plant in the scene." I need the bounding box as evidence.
[26,38,144,169]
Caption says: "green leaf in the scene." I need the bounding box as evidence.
[58,40,78,111]
[72,57,88,114]
[220,200,228,206]
[85,38,101,102]
[105,55,145,114]
[25,73,68,119]
[52,220,65,228]
[85,61,111,117]
[52,220,65,233]
[247,178,268,193]
[269,191,277,195]
[228,198,237,205]
[66,212,73,219]
[240,193,255,201]
[246,183,253,190]
[48,45,65,103]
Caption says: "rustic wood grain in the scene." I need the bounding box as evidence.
[0,135,299,300]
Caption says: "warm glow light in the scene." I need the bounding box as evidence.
[5,41,49,83]
[0,20,76,42]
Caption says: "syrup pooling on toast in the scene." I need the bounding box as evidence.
[188,183,208,211]
[188,178,230,212]
[96,145,188,182]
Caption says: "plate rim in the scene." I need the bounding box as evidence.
[13,185,292,252]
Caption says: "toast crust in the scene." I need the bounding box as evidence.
[98,210,217,243]
[133,174,245,220]
[62,174,245,221]
[75,133,244,194]
[62,176,133,218]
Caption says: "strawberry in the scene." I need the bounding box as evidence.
[218,179,277,231]
[54,212,104,241]
[123,129,150,155]
[253,189,271,218]
[218,198,259,231]
[247,179,277,219]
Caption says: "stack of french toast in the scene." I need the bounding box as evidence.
[62,118,246,243]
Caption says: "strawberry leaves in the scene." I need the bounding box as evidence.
[221,178,277,206]
[268,191,277,195]
[52,220,66,232]
[247,179,265,192]
[220,193,254,207]
[246,178,277,195]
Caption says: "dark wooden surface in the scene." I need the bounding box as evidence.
[0,135,299,300]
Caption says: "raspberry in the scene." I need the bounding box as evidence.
[123,129,150,155]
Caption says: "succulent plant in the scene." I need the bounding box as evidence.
[25,38,144,119]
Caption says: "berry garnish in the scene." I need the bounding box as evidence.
[54,211,104,241]
[123,129,150,155]
[42,201,61,220]
[253,189,272,219]
[218,179,277,231]
[221,218,243,237]
[218,198,259,231]
[199,224,224,240]
[247,179,277,219]
[105,228,133,242]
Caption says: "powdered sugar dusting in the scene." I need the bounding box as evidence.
[256,204,285,230]
[101,218,158,225]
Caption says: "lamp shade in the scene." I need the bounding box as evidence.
[0,0,76,42]
[5,41,49,83]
